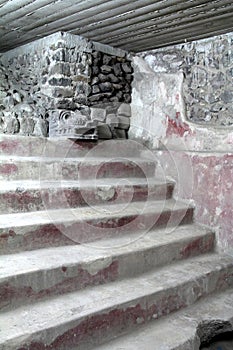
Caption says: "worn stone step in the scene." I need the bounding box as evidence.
[0,224,214,311]
[0,178,174,214]
[0,155,156,181]
[0,135,96,158]
[0,253,233,350]
[0,135,149,158]
[93,287,233,350]
[0,199,194,253]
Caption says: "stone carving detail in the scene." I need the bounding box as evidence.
[49,109,97,139]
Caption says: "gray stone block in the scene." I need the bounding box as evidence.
[106,114,119,127]
[122,62,133,73]
[117,103,131,117]
[118,115,130,130]
[97,123,113,139]
[114,128,127,139]
[90,107,107,122]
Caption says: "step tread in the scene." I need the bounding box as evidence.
[94,287,233,350]
[0,177,173,192]
[0,155,154,163]
[0,198,192,230]
[0,253,232,344]
[0,224,212,280]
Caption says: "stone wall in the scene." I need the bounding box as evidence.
[140,32,233,127]
[129,32,233,252]
[0,32,133,139]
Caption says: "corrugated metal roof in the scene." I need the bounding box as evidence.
[0,0,233,53]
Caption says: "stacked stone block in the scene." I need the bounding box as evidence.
[90,50,133,105]
[0,55,48,137]
[91,103,131,139]
[0,32,133,139]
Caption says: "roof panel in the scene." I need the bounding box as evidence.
[0,0,232,52]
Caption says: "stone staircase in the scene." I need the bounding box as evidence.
[0,135,233,350]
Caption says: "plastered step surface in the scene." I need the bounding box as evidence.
[93,287,233,350]
[0,178,174,214]
[0,224,215,311]
[0,136,150,158]
[0,253,233,350]
[0,199,194,253]
[0,155,156,180]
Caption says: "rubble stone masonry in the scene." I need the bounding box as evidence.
[0,32,133,139]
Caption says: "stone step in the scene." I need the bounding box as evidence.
[0,224,214,311]
[0,135,150,158]
[0,199,194,253]
[0,253,233,350]
[0,178,174,214]
[0,155,156,181]
[93,287,233,350]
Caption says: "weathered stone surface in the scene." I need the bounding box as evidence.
[99,82,113,92]
[108,73,119,83]
[141,32,233,126]
[122,62,133,73]
[0,32,133,138]
[123,93,131,103]
[118,115,130,130]
[49,109,97,139]
[52,87,74,98]
[97,123,113,139]
[98,73,110,82]
[117,103,131,117]
[90,107,107,122]
[102,54,113,65]
[92,85,100,94]
[48,77,71,86]
[101,65,112,73]
[49,62,71,76]
[113,63,123,76]
[114,128,127,139]
[106,114,119,127]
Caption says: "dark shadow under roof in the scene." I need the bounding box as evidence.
[0,0,233,53]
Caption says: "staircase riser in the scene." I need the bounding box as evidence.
[0,232,215,311]
[0,161,155,181]
[0,137,96,158]
[0,208,194,254]
[4,266,233,350]
[0,184,174,214]
[0,137,146,158]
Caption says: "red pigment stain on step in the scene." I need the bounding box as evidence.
[17,293,189,350]
[180,235,215,258]
[166,115,192,137]
[2,191,42,212]
[0,164,18,175]
[0,230,16,248]
[0,261,119,309]
[0,225,75,253]
[23,224,75,249]
[0,140,19,153]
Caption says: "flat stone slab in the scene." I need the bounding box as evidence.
[0,253,233,349]
[0,224,214,310]
[0,136,150,158]
[0,155,156,180]
[0,199,194,252]
[94,287,233,350]
[0,177,174,214]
